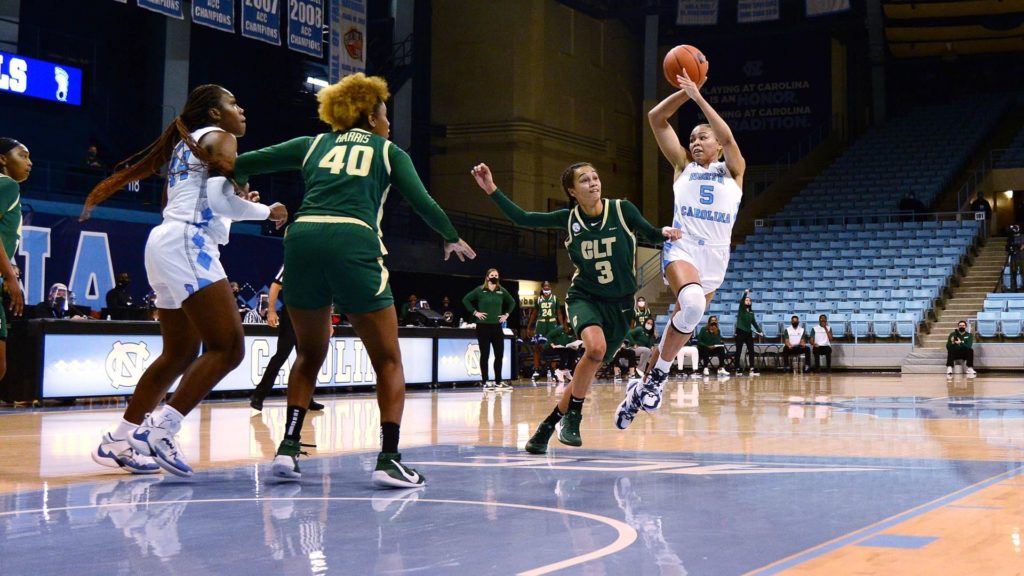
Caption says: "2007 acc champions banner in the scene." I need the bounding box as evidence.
[192,0,235,33]
[242,0,282,46]
[329,0,365,83]
[288,0,324,57]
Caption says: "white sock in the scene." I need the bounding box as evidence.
[152,405,185,429]
[111,418,138,440]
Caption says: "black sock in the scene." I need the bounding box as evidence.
[381,422,400,454]
[568,395,585,412]
[285,405,307,442]
[543,406,564,426]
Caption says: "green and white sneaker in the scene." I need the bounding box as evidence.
[372,452,426,488]
[271,439,306,481]
[558,408,583,447]
[524,421,556,454]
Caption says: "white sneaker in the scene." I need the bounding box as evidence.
[718,367,729,377]
[93,432,161,474]
[946,367,954,377]
[128,415,192,478]
[497,381,513,390]
[749,368,760,377]
[703,367,710,376]
[966,367,977,378]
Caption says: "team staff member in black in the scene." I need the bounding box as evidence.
[463,268,517,389]
[250,265,323,412]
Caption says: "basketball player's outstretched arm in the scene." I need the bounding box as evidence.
[471,163,568,229]
[233,136,315,182]
[620,200,682,244]
[675,70,745,183]
[648,87,697,176]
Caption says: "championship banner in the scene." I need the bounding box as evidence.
[329,0,365,82]
[806,0,850,17]
[192,0,235,33]
[675,0,718,26]
[287,0,324,57]
[737,0,779,23]
[242,0,282,46]
[137,0,185,19]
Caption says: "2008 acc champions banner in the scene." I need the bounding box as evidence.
[288,0,323,57]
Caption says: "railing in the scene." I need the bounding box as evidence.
[758,210,986,234]
[636,249,663,290]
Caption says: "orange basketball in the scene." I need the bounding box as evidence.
[663,44,709,88]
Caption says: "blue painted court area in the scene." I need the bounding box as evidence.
[0,446,1017,575]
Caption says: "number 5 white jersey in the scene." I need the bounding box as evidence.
[670,161,741,247]
[161,126,232,245]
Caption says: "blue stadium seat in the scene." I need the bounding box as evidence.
[1008,300,1024,313]
[761,314,782,339]
[882,300,903,313]
[976,312,1000,338]
[861,301,882,313]
[850,314,871,338]
[911,288,932,300]
[868,289,888,300]
[872,313,895,338]
[825,290,845,301]
[983,300,1006,312]
[891,289,912,300]
[719,319,736,339]
[1001,312,1023,338]
[896,313,918,338]
[830,314,848,338]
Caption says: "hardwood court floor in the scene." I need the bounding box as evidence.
[0,373,1021,574]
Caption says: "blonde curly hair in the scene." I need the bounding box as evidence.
[317,73,390,132]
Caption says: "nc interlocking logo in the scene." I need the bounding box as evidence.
[464,343,481,376]
[105,341,151,389]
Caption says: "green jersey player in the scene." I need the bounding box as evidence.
[471,161,679,453]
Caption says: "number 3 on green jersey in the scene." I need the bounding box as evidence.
[318,144,374,177]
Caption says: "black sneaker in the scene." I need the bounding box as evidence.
[308,400,324,411]
[525,422,556,454]
[250,396,264,412]
[558,408,583,447]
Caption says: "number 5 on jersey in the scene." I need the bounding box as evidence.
[318,144,374,176]
[699,184,714,205]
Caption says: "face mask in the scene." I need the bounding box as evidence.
[792,321,799,327]
[54,297,66,308]
[645,324,653,331]
[959,327,966,333]
[542,289,551,296]
[637,301,645,308]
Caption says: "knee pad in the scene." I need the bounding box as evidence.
[671,283,706,334]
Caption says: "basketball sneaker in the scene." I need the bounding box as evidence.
[372,452,426,488]
[946,366,954,377]
[614,383,642,430]
[497,381,513,390]
[271,438,307,480]
[93,432,161,474]
[525,421,556,454]
[129,415,192,478]
[718,367,729,377]
[558,407,583,447]
[966,367,977,378]
[638,368,668,411]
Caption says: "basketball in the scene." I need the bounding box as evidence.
[663,44,709,88]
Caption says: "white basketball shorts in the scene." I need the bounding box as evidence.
[145,220,227,309]
[661,236,730,295]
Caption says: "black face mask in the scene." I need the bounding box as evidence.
[54,297,66,308]
[488,277,498,284]
[791,321,799,327]
[958,327,967,333]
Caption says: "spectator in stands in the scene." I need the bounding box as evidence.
[1007,225,1023,292]
[85,144,104,169]
[34,283,89,320]
[105,272,133,319]
[626,318,656,376]
[969,191,991,222]
[632,296,651,329]
[543,322,580,385]
[437,295,458,327]
[782,315,812,372]
[399,294,419,324]
[697,315,728,376]
[898,191,926,220]
[810,314,833,372]
[230,281,250,313]
[736,289,762,376]
[945,320,977,378]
